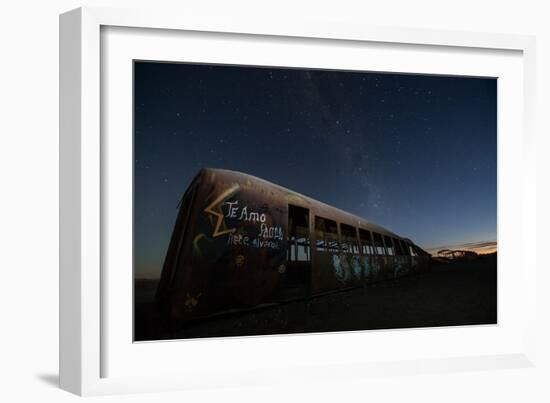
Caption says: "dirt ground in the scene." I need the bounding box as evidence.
[134,253,497,341]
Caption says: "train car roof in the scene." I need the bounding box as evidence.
[199,168,413,242]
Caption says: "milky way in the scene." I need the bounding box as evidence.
[134,62,496,278]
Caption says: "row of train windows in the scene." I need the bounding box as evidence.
[314,216,415,257]
[288,214,419,262]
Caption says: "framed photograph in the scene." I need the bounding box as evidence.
[60,7,537,396]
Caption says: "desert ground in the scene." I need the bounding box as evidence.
[134,253,496,341]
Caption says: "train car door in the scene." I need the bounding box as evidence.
[282,204,311,299]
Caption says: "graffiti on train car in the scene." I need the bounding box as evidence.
[202,185,285,252]
[203,184,240,238]
[362,257,371,280]
[223,200,266,223]
[226,232,281,250]
[330,254,365,284]
[334,255,387,284]
[350,255,362,280]
[332,255,347,283]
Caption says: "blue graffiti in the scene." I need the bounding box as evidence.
[332,254,347,283]
[351,256,362,279]
[363,258,370,278]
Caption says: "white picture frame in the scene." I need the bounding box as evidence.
[59,6,537,396]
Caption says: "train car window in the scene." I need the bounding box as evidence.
[359,229,374,255]
[400,239,410,256]
[413,245,425,256]
[372,232,385,255]
[408,243,418,256]
[384,236,395,256]
[340,224,359,254]
[393,237,403,255]
[315,216,339,253]
[288,205,310,262]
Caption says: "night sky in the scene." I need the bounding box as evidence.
[134,62,496,279]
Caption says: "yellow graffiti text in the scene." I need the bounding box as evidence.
[204,184,240,237]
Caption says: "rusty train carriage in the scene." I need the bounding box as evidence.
[155,168,431,322]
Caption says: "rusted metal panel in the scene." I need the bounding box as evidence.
[166,169,288,320]
[393,256,412,278]
[311,252,338,294]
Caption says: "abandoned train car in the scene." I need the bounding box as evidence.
[155,168,430,322]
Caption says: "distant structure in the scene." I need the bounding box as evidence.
[436,249,478,261]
